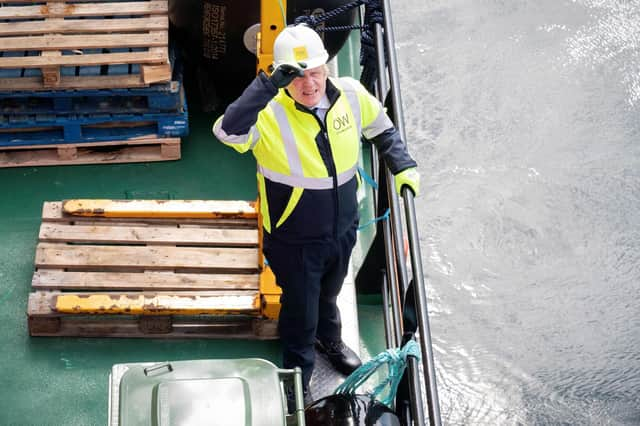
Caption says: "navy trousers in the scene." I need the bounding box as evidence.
[263,227,357,387]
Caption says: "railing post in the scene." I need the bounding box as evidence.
[378,0,443,424]
[372,17,427,426]
[403,190,442,425]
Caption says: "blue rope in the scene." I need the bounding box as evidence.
[357,208,389,231]
[290,0,384,91]
[335,340,421,408]
[358,166,378,190]
[293,0,369,28]
[356,166,387,231]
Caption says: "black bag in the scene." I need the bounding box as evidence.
[305,394,401,426]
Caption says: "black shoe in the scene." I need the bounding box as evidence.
[315,339,362,376]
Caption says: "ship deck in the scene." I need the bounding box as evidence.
[0,41,388,424]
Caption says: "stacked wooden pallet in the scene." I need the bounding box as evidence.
[0,0,187,167]
[27,200,281,339]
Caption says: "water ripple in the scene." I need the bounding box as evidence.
[394,0,640,424]
[566,0,640,105]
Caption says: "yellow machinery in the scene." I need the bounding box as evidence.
[258,0,287,74]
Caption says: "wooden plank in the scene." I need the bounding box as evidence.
[0,138,180,167]
[0,136,177,151]
[31,270,260,291]
[28,317,278,339]
[141,63,171,84]
[0,75,149,91]
[41,50,62,87]
[0,16,168,37]
[62,199,258,219]
[3,32,168,52]
[161,139,180,158]
[40,3,63,88]
[0,51,168,69]
[141,33,169,83]
[0,1,168,20]
[38,223,259,246]
[35,242,259,272]
[57,145,76,160]
[54,292,260,315]
[27,291,278,339]
[41,202,259,228]
[29,290,260,314]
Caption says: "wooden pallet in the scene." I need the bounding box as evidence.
[0,81,183,115]
[27,201,279,338]
[0,98,188,146]
[0,135,180,167]
[0,0,171,90]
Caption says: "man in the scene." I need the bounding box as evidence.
[213,24,419,399]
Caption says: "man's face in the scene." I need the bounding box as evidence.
[287,65,327,108]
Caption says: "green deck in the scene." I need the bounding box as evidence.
[0,113,276,425]
[0,37,387,425]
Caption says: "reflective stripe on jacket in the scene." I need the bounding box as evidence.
[213,72,416,243]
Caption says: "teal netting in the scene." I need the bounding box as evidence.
[334,340,421,408]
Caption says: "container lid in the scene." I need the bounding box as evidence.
[156,378,249,426]
[116,359,286,426]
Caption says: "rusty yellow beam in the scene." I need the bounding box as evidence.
[259,265,282,319]
[256,196,282,319]
[62,199,258,218]
[258,0,286,74]
[55,293,260,315]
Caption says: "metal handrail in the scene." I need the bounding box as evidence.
[371,1,443,425]
[311,1,442,422]
[402,189,441,425]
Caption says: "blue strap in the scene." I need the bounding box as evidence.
[358,166,378,190]
[356,166,387,231]
[334,340,421,408]
[358,208,390,231]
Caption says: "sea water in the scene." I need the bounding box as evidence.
[393,0,640,424]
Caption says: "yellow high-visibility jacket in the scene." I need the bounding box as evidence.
[213,72,416,243]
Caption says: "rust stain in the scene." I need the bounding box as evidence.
[68,208,106,216]
[209,212,255,219]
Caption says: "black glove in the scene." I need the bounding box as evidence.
[269,63,305,88]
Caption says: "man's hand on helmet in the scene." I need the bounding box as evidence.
[270,63,305,88]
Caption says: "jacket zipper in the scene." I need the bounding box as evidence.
[310,108,339,240]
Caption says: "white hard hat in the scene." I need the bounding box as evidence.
[273,24,329,70]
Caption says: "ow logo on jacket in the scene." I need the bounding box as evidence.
[332,114,352,133]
